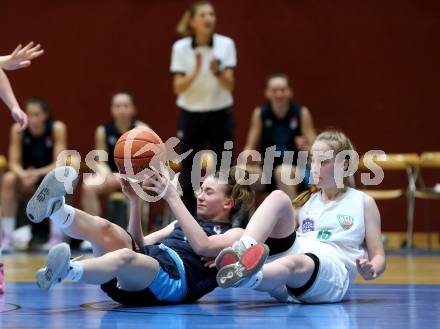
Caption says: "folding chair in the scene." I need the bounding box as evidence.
[359,153,419,249]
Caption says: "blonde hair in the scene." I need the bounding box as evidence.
[213,166,255,225]
[176,1,214,37]
[292,130,355,208]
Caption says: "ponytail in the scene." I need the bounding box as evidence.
[176,1,213,37]
[292,185,319,208]
[214,166,255,227]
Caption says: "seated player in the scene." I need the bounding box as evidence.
[241,73,316,199]
[216,130,386,304]
[27,166,257,306]
[0,97,67,250]
[81,92,148,218]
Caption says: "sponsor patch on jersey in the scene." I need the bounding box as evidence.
[213,225,223,235]
[302,218,315,233]
[290,117,298,130]
[337,214,354,230]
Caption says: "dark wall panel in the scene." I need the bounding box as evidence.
[1,0,439,231]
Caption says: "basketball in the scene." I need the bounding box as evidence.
[113,127,165,176]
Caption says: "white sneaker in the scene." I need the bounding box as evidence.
[36,243,71,290]
[26,166,78,223]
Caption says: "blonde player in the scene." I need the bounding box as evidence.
[216,130,386,303]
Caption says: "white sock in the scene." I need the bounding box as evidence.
[64,261,84,281]
[2,217,15,236]
[50,202,75,229]
[236,270,263,289]
[240,235,258,249]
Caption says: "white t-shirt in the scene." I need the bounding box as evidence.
[170,33,236,112]
[295,188,367,281]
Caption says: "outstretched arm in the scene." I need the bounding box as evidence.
[0,69,28,130]
[0,42,44,71]
[357,195,386,280]
[143,169,243,256]
[121,179,176,247]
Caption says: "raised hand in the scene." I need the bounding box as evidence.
[120,178,140,199]
[356,258,377,280]
[0,42,44,71]
[142,166,179,201]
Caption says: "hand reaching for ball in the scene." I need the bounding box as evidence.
[141,166,180,201]
[120,178,142,201]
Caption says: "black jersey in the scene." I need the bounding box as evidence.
[22,120,54,169]
[104,120,136,172]
[260,101,302,167]
[142,220,231,302]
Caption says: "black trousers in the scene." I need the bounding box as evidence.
[177,107,234,215]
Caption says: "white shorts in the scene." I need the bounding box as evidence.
[268,241,350,303]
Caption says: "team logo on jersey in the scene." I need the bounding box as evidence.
[337,214,354,230]
[213,225,223,235]
[45,137,53,148]
[302,218,315,233]
[290,117,298,130]
[264,119,273,128]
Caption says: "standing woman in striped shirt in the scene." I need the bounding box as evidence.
[171,1,237,215]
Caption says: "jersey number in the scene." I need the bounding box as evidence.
[317,230,332,240]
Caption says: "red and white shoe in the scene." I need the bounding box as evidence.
[215,240,246,270]
[216,243,269,288]
[0,263,5,294]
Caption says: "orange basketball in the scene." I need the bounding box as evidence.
[113,127,165,176]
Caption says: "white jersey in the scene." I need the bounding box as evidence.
[293,187,367,281]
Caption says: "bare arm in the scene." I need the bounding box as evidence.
[165,191,239,256]
[8,123,25,177]
[0,69,20,111]
[34,121,67,176]
[0,42,44,71]
[216,68,234,91]
[300,107,316,148]
[172,50,202,95]
[125,197,144,247]
[143,221,177,246]
[357,194,386,280]
[93,125,113,173]
[144,170,244,256]
[121,180,177,247]
[126,197,177,247]
[243,107,262,151]
[173,73,198,95]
